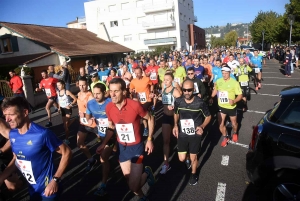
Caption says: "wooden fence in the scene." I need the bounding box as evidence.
[0,80,13,98]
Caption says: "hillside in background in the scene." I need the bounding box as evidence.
[204,23,251,38]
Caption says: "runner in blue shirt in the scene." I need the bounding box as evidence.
[85,83,116,197]
[250,49,263,90]
[0,97,72,200]
[193,58,205,80]
[98,65,110,83]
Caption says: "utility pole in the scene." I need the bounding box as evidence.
[288,14,295,47]
[262,30,265,51]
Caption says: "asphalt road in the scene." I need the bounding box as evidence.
[8,59,300,201]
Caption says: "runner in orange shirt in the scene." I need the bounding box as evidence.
[145,59,159,113]
[35,70,59,127]
[130,67,154,137]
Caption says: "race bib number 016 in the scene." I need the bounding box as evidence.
[116,123,136,143]
[45,88,51,97]
[219,91,229,104]
[15,159,36,184]
[97,118,108,134]
[180,119,195,135]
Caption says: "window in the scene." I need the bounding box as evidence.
[189,18,190,23]
[183,0,186,6]
[137,17,145,24]
[123,18,130,26]
[111,36,119,42]
[275,101,300,129]
[180,13,183,20]
[136,0,143,7]
[181,29,184,36]
[185,31,188,37]
[184,15,186,22]
[179,0,183,3]
[108,5,117,12]
[121,2,130,10]
[110,21,118,27]
[124,35,132,42]
[188,3,190,9]
[0,35,19,53]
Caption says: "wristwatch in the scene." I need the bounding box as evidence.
[53,177,61,183]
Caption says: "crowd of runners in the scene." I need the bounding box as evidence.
[0,46,279,200]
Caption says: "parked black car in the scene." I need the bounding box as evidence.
[246,86,300,200]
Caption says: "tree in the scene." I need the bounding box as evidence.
[279,0,300,43]
[249,11,282,44]
[224,30,238,47]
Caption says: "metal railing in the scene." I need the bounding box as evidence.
[0,80,13,98]
[78,16,86,23]
[143,0,174,12]
[144,37,176,45]
[142,20,175,29]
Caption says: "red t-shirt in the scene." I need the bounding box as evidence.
[106,76,120,84]
[223,56,229,63]
[40,77,58,98]
[9,75,23,94]
[106,98,147,146]
[145,65,159,84]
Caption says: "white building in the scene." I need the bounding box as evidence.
[84,0,197,52]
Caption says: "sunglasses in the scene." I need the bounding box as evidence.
[187,73,194,75]
[182,88,194,92]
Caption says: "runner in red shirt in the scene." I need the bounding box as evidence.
[7,70,24,96]
[35,70,58,127]
[144,59,159,113]
[96,78,156,200]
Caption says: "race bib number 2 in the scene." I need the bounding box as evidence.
[15,159,36,184]
[116,123,136,143]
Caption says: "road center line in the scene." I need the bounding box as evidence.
[251,93,278,97]
[249,83,290,87]
[228,141,249,149]
[221,155,229,166]
[215,182,226,201]
[262,77,299,80]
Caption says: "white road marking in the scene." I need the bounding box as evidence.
[246,110,266,114]
[261,72,279,73]
[228,141,249,149]
[262,77,299,80]
[251,93,278,97]
[249,83,290,87]
[221,155,229,166]
[216,182,226,201]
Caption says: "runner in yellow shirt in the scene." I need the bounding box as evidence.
[234,58,252,111]
[210,65,242,147]
[172,60,186,86]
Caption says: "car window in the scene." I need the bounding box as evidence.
[276,101,300,129]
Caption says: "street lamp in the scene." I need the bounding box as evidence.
[288,14,295,47]
[262,30,265,51]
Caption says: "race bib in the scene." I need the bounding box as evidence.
[138,92,147,103]
[116,123,136,143]
[15,159,36,184]
[45,88,51,97]
[162,94,172,105]
[254,68,260,73]
[193,82,199,94]
[180,119,195,135]
[219,91,229,104]
[80,117,88,125]
[174,77,181,84]
[150,72,157,80]
[102,76,108,82]
[240,81,248,86]
[97,118,108,134]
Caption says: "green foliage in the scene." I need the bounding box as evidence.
[250,11,282,44]
[0,65,18,80]
[14,67,34,77]
[224,31,238,47]
[133,46,171,58]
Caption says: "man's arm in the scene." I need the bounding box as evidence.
[142,112,154,155]
[0,153,17,186]
[96,121,115,154]
[53,143,72,178]
[0,118,10,139]
[0,139,11,153]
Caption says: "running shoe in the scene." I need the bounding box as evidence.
[63,139,70,145]
[143,128,149,136]
[232,133,238,143]
[185,159,191,169]
[160,164,171,174]
[144,166,155,186]
[86,159,97,172]
[220,136,229,147]
[189,174,198,185]
[45,122,52,127]
[94,183,108,197]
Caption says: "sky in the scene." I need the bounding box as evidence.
[0,0,290,28]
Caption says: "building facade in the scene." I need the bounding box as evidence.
[84,0,197,52]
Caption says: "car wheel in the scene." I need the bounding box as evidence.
[261,170,300,201]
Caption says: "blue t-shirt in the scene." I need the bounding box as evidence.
[194,66,205,79]
[98,70,110,82]
[212,66,221,83]
[10,123,62,198]
[246,53,253,60]
[250,56,262,69]
[86,98,112,137]
[185,64,194,71]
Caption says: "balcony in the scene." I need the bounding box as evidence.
[77,16,86,24]
[144,37,177,46]
[194,15,198,22]
[143,0,174,13]
[142,20,175,30]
